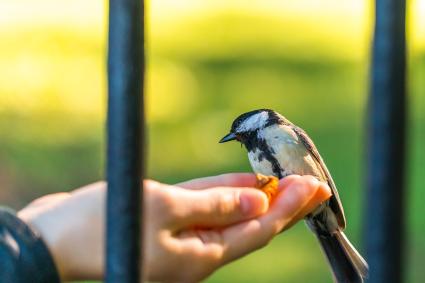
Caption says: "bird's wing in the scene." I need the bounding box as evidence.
[292,126,346,229]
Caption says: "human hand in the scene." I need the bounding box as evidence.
[163,174,331,281]
[18,174,331,282]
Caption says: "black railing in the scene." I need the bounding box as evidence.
[106,0,145,282]
[365,0,407,282]
[104,0,407,282]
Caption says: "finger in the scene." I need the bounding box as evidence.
[175,187,269,228]
[176,173,257,190]
[219,176,331,263]
[282,181,332,230]
[278,174,302,189]
[267,176,332,232]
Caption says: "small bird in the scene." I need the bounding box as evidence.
[220,109,368,283]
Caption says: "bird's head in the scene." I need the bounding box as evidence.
[219,109,287,146]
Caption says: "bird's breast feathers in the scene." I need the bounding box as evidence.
[248,125,324,179]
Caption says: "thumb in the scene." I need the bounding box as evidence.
[177,187,269,228]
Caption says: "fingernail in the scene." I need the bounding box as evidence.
[240,191,267,216]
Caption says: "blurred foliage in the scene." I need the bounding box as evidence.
[0,0,424,282]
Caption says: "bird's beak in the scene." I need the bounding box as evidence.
[219,132,237,143]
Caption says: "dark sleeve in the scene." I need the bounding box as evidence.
[0,207,61,283]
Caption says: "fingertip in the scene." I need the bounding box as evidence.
[315,182,332,201]
[288,182,332,227]
[304,176,320,192]
[299,182,332,218]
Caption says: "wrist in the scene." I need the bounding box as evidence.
[18,208,70,280]
[17,185,106,281]
[0,207,61,283]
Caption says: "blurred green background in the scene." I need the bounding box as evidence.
[0,0,424,282]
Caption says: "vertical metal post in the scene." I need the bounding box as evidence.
[106,0,144,282]
[365,0,406,282]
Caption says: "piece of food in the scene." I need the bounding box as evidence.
[255,174,279,202]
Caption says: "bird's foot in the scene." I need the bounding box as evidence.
[255,174,279,203]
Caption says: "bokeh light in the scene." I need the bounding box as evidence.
[0,0,423,282]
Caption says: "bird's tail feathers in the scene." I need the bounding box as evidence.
[315,230,368,283]
[336,231,368,278]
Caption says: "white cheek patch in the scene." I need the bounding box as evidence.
[257,125,298,145]
[237,111,269,132]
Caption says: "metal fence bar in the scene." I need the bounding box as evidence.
[365,0,407,282]
[106,0,144,282]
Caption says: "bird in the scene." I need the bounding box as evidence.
[219,109,368,283]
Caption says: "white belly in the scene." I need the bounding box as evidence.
[248,125,324,179]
